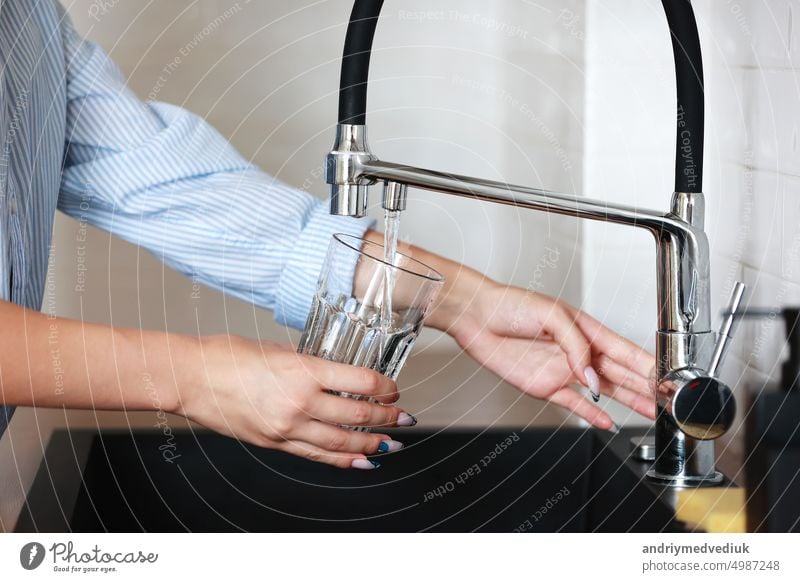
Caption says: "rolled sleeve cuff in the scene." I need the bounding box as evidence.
[274,202,376,330]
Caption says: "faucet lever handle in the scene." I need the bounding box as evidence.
[708,281,746,377]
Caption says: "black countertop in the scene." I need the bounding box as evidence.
[16,426,720,533]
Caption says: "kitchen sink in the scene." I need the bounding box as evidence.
[16,427,686,532]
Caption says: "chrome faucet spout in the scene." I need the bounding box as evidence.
[357,157,712,337]
[326,128,711,337]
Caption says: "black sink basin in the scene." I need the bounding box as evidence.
[16,427,685,532]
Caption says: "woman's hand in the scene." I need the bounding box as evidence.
[425,262,657,430]
[174,335,413,469]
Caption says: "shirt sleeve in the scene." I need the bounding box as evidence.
[55,8,374,330]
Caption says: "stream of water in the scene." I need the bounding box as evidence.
[380,210,400,361]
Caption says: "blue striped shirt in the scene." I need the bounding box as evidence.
[0,1,373,436]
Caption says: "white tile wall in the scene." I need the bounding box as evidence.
[696,0,800,380]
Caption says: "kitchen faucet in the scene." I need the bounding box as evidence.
[325,0,739,487]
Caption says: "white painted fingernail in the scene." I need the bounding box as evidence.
[397,412,418,427]
[351,458,380,470]
[585,366,600,402]
[609,422,621,434]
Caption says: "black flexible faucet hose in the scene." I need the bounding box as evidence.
[338,0,384,125]
[661,0,705,194]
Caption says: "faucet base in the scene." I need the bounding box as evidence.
[645,468,724,488]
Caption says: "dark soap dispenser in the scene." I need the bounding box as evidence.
[745,307,800,532]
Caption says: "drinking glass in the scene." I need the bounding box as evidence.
[297,233,444,430]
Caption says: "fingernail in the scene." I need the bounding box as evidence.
[351,458,381,470]
[609,422,621,434]
[377,440,404,453]
[585,366,600,402]
[397,412,418,427]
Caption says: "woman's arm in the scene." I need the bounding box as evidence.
[0,299,186,411]
[56,7,370,332]
[0,299,410,468]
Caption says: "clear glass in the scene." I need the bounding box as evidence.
[297,233,444,430]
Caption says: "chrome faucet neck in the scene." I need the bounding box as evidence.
[671,191,705,227]
[326,124,375,217]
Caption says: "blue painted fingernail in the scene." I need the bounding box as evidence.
[378,440,403,453]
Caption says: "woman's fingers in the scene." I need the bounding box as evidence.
[308,392,413,430]
[599,379,656,420]
[565,306,656,380]
[594,353,654,397]
[294,422,402,455]
[548,387,614,430]
[538,305,594,387]
[489,291,592,384]
[302,356,399,404]
[278,440,378,470]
